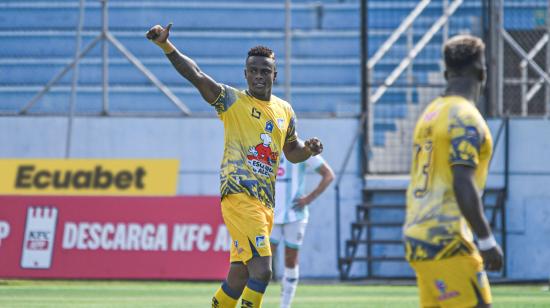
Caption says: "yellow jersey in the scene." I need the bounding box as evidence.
[404,95,493,261]
[211,84,298,209]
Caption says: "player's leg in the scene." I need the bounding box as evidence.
[280,220,307,308]
[213,194,259,307]
[438,255,492,308]
[212,262,248,307]
[411,255,492,308]
[270,224,283,281]
[220,193,274,307]
[242,255,272,307]
[241,210,274,308]
[409,261,441,308]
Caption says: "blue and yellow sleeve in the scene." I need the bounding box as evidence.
[210,84,237,115]
[285,108,298,144]
[448,108,484,167]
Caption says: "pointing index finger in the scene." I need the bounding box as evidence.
[165,22,173,32]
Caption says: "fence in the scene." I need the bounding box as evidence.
[366,0,549,174]
[502,0,550,116]
[366,0,487,174]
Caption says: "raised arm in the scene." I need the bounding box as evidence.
[146,23,221,104]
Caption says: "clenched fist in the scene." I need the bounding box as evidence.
[480,245,504,272]
[146,23,172,45]
[304,137,323,156]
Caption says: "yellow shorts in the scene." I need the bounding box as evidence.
[221,193,274,264]
[410,254,492,308]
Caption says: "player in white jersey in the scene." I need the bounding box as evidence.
[270,154,334,308]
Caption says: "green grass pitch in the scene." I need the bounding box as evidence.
[0,280,549,307]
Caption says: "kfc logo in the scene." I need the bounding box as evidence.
[21,206,58,269]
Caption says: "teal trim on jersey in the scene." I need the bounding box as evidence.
[284,241,301,250]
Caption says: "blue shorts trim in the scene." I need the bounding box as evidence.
[221,281,241,300]
[247,278,268,294]
[248,239,260,257]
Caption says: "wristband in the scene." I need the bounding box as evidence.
[159,42,175,54]
[478,234,497,251]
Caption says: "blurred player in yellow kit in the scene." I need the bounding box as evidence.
[146,23,323,307]
[404,35,503,308]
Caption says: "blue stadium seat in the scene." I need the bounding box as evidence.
[0,58,359,86]
[0,31,359,58]
[1,0,546,149]
[0,2,359,31]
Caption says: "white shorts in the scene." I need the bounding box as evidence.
[270,220,308,249]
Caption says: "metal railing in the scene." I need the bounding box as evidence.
[334,112,367,279]
[20,0,190,117]
[370,0,463,104]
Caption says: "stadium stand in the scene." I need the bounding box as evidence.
[0,1,546,139]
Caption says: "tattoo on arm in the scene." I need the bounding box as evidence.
[166,51,201,82]
[165,50,221,103]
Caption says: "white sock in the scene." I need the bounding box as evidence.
[281,266,299,308]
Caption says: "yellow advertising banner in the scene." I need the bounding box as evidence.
[0,159,179,196]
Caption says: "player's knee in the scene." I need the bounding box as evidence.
[250,267,272,283]
[284,255,298,268]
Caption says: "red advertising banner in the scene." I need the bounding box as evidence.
[0,196,230,280]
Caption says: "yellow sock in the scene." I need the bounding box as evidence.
[241,279,268,308]
[212,281,240,308]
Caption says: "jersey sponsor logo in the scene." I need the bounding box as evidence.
[247,134,279,177]
[21,206,58,269]
[0,221,10,248]
[251,107,261,119]
[0,159,179,196]
[255,235,266,248]
[265,120,274,133]
[435,279,460,301]
[277,118,285,129]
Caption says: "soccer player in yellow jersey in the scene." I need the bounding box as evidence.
[146,24,323,308]
[404,35,503,308]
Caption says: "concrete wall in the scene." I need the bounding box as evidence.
[0,116,362,279]
[504,119,550,280]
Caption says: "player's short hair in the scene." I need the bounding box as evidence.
[443,35,485,73]
[248,45,275,60]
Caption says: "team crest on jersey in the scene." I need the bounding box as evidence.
[265,120,274,133]
[255,235,266,248]
[247,134,279,177]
